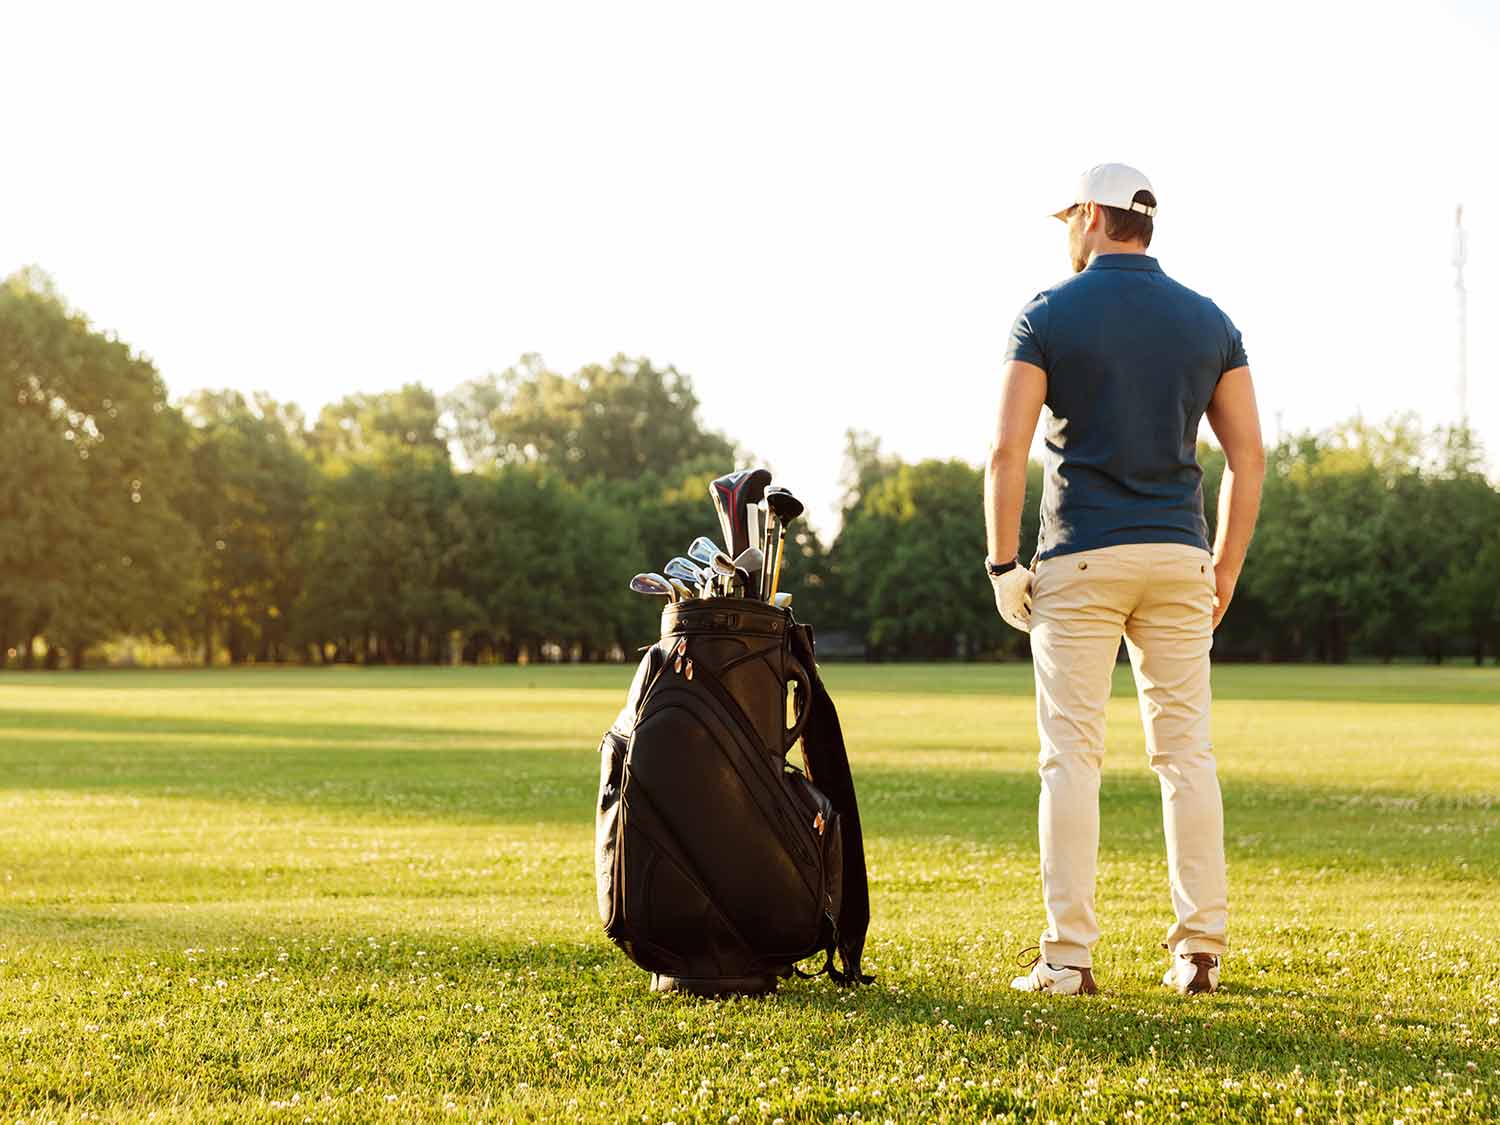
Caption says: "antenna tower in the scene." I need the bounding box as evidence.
[1453,204,1469,425]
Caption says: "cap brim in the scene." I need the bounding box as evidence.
[1050,206,1072,222]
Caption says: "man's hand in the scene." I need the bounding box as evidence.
[1204,366,1265,631]
[1211,563,1236,631]
[992,567,1034,633]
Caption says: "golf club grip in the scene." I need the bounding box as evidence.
[783,653,812,754]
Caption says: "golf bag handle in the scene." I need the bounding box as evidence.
[783,652,812,755]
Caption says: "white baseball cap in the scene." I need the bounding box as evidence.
[1052,163,1157,221]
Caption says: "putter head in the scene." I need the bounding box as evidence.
[709,468,773,557]
[773,591,792,609]
[629,572,675,599]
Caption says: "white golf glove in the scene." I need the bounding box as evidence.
[991,564,1034,633]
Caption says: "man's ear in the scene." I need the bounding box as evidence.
[1083,201,1103,232]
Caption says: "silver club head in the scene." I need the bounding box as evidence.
[734,545,765,599]
[665,557,708,586]
[667,577,696,600]
[629,572,675,599]
[733,546,763,574]
[687,537,725,569]
[773,591,792,608]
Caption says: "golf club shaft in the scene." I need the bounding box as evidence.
[761,510,779,599]
[768,525,788,600]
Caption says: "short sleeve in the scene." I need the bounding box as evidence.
[1221,309,1248,372]
[1004,294,1049,371]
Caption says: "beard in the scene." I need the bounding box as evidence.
[1068,219,1089,273]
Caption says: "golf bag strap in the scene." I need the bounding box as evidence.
[789,622,873,985]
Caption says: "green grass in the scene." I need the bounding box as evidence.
[2,662,1498,1123]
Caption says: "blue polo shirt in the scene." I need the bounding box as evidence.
[1004,254,1248,561]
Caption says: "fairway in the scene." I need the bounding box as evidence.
[2,663,1498,1123]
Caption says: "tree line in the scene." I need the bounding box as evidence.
[3,269,1498,668]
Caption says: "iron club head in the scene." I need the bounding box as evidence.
[665,557,708,587]
[629,573,676,600]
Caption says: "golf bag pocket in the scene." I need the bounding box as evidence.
[786,767,843,925]
[623,676,826,962]
[595,728,628,933]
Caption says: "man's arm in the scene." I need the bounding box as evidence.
[1203,365,1266,629]
[984,360,1047,562]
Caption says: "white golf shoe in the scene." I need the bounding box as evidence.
[1010,950,1098,996]
[1163,952,1220,995]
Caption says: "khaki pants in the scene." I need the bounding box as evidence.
[1029,541,1227,968]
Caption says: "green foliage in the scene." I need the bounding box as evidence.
[312,383,447,468]
[3,267,1497,668]
[453,466,641,660]
[1231,417,1500,664]
[180,391,315,663]
[444,353,737,482]
[829,453,1041,660]
[296,459,477,663]
[834,460,1004,659]
[0,270,196,667]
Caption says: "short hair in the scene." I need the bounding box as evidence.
[1101,190,1156,248]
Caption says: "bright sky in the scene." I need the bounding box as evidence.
[6,0,1497,535]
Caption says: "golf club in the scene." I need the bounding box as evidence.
[665,556,708,589]
[756,499,771,596]
[711,549,737,575]
[687,536,724,569]
[745,501,762,593]
[686,537,736,598]
[733,546,763,593]
[629,572,676,601]
[760,507,779,599]
[763,486,804,601]
[708,468,772,558]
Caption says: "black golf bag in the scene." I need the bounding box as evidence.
[594,596,871,996]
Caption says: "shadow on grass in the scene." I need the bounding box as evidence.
[5,661,1499,705]
[0,706,607,747]
[0,664,635,692]
[2,708,1497,877]
[770,977,1500,1087]
[5,905,1493,1095]
[819,662,1500,706]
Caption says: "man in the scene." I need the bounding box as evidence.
[983,163,1265,997]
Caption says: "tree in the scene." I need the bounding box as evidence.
[834,459,1013,660]
[180,390,315,663]
[296,458,475,664]
[444,354,737,483]
[0,269,195,668]
[311,384,447,468]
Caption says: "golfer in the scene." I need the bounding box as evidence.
[983,164,1265,996]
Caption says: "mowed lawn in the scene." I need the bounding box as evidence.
[2,663,1497,1123]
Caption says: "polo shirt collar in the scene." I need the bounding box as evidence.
[1086,253,1161,272]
